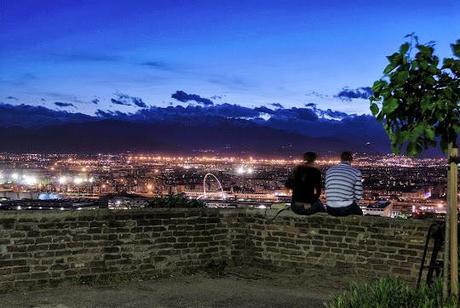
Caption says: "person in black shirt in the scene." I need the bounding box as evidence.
[285,152,325,215]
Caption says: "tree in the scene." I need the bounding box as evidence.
[370,35,460,300]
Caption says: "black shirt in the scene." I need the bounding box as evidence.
[286,164,322,203]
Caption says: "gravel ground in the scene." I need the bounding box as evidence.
[1,266,368,308]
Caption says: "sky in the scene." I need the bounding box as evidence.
[0,0,459,115]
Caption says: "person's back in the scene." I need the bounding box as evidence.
[286,152,324,215]
[289,164,322,203]
[325,152,363,216]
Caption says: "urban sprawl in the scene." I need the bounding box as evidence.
[0,153,449,219]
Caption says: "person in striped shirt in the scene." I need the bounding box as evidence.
[325,151,363,216]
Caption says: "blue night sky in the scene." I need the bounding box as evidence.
[1,0,459,115]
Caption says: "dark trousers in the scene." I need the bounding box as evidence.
[326,202,363,217]
[291,199,325,215]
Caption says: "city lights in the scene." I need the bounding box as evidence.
[0,153,450,218]
[73,177,84,185]
[22,175,37,186]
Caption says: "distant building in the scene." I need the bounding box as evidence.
[0,190,39,200]
[365,200,392,217]
[104,193,150,209]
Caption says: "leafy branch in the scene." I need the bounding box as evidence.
[370,35,460,156]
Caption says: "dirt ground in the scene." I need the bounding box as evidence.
[2,266,369,308]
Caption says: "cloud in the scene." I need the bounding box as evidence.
[54,102,75,108]
[0,73,38,86]
[207,75,252,89]
[95,109,127,118]
[140,61,172,71]
[6,96,18,100]
[305,103,317,108]
[336,87,372,101]
[91,99,100,104]
[254,106,275,114]
[320,109,353,120]
[53,53,122,63]
[271,103,284,109]
[305,91,329,99]
[171,90,214,106]
[131,97,147,108]
[111,98,131,106]
[41,92,86,104]
[111,93,148,108]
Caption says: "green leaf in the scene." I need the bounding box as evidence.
[451,40,460,58]
[454,124,460,134]
[370,103,379,116]
[407,142,418,157]
[425,127,435,141]
[372,80,386,94]
[394,71,409,83]
[440,138,449,153]
[383,63,397,74]
[382,98,399,114]
[400,42,410,55]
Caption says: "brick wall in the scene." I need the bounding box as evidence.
[0,208,241,291]
[0,208,433,292]
[243,209,432,281]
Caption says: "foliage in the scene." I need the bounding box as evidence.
[370,35,460,156]
[327,277,456,308]
[146,193,206,208]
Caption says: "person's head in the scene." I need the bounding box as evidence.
[303,152,317,163]
[340,151,353,163]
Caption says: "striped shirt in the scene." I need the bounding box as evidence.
[325,162,363,208]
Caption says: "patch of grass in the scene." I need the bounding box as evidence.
[327,277,457,308]
[72,272,139,286]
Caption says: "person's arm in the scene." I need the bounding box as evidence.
[314,169,322,199]
[324,168,330,199]
[354,171,363,201]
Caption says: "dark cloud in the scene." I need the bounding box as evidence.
[140,61,172,71]
[131,97,147,108]
[41,92,86,104]
[271,103,284,109]
[111,93,148,108]
[111,98,131,106]
[305,103,317,108]
[336,87,372,101]
[95,109,126,118]
[54,102,75,108]
[117,93,148,108]
[171,90,214,106]
[40,98,46,102]
[305,91,329,99]
[321,109,353,119]
[254,106,275,114]
[54,53,121,63]
[6,96,18,100]
[91,99,100,104]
